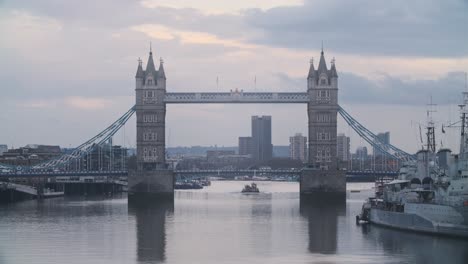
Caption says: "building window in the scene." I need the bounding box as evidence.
[325,147,331,161]
[316,147,331,162]
[143,132,157,141]
[320,78,327,85]
[143,114,157,123]
[316,90,330,101]
[317,132,330,141]
[147,79,153,85]
[145,91,153,98]
[316,113,331,122]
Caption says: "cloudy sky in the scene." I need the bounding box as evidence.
[0,0,467,153]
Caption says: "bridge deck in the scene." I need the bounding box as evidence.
[0,169,398,178]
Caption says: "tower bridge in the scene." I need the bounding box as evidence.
[0,47,414,201]
[130,47,347,198]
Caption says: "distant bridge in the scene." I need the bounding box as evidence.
[0,169,398,178]
[0,170,128,178]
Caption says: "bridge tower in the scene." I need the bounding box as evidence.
[129,48,174,199]
[300,49,346,195]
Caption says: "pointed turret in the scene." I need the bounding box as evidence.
[307,58,316,79]
[158,57,166,79]
[135,58,144,78]
[145,50,157,78]
[330,58,338,78]
[317,49,328,74]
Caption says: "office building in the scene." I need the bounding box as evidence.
[238,137,253,156]
[0,145,7,156]
[252,116,272,162]
[373,132,390,156]
[337,133,350,161]
[289,133,307,162]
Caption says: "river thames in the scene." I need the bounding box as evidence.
[0,181,467,264]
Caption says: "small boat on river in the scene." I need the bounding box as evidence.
[242,183,259,193]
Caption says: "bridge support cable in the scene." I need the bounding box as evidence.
[27,106,136,171]
[338,106,415,162]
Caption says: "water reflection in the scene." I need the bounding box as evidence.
[300,194,346,254]
[249,193,273,256]
[368,225,468,263]
[128,199,174,263]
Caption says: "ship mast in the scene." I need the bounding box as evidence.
[426,96,437,153]
[459,72,468,160]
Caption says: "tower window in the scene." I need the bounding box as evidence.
[316,90,331,102]
[143,132,157,141]
[143,114,158,123]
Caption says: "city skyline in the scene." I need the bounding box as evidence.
[1,2,468,262]
[0,0,467,154]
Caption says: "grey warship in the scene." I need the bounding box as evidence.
[358,92,468,238]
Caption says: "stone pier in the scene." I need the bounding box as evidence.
[300,169,346,195]
[128,170,174,199]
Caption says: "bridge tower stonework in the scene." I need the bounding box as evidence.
[300,50,346,195]
[129,49,174,199]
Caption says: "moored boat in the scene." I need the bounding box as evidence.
[357,92,468,238]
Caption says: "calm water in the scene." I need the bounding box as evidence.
[0,181,467,264]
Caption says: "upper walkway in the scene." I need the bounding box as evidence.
[165,92,309,104]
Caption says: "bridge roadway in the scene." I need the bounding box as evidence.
[0,169,398,178]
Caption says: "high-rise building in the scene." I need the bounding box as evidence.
[373,132,390,157]
[289,133,307,162]
[251,116,272,162]
[355,146,368,160]
[0,145,7,156]
[238,137,253,156]
[336,133,350,161]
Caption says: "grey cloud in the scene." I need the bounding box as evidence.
[4,0,467,58]
[2,0,246,38]
[244,0,468,57]
[342,71,468,105]
[276,71,467,105]
[0,24,244,100]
